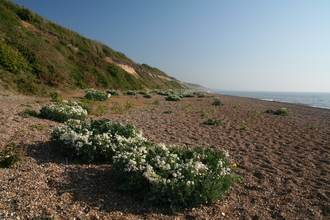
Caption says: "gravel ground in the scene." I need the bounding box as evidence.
[0,90,329,219]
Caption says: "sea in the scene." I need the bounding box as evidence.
[211,90,330,109]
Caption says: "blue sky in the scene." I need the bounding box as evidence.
[11,0,330,92]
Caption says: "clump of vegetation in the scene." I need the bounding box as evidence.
[112,102,124,114]
[184,102,193,111]
[252,109,261,116]
[151,100,160,105]
[203,119,226,126]
[48,92,62,103]
[125,101,134,110]
[50,119,241,213]
[200,106,217,117]
[0,135,25,168]
[18,109,38,118]
[84,88,109,101]
[163,110,174,114]
[106,90,120,96]
[265,108,291,116]
[143,94,152,98]
[212,98,224,106]
[197,92,206,98]
[165,95,181,101]
[240,120,253,131]
[310,123,319,130]
[39,102,88,122]
[125,90,137,95]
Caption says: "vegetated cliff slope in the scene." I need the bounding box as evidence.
[0,0,187,95]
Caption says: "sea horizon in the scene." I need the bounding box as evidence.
[210,90,330,109]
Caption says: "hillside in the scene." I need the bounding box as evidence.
[0,0,187,95]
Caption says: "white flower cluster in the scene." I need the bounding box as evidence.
[84,88,109,101]
[50,118,235,209]
[40,102,88,122]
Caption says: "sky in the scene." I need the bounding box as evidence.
[10,0,330,92]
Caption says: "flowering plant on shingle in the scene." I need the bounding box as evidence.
[165,94,181,101]
[114,143,239,212]
[106,89,120,96]
[84,88,109,101]
[50,118,147,163]
[39,101,88,123]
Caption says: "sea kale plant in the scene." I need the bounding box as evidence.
[106,89,120,96]
[39,101,88,122]
[165,94,181,101]
[50,118,241,212]
[114,144,239,212]
[84,88,110,101]
[50,118,146,163]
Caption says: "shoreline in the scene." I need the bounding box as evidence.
[211,91,330,110]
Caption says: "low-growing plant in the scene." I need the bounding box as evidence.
[125,90,137,95]
[97,105,107,115]
[50,118,147,163]
[197,92,206,98]
[265,108,290,116]
[240,119,253,131]
[106,89,120,96]
[252,109,261,116]
[0,135,25,168]
[233,103,241,108]
[50,119,241,212]
[165,95,181,101]
[203,119,226,126]
[112,102,124,114]
[18,109,39,118]
[39,102,88,122]
[310,123,319,130]
[84,88,109,101]
[163,110,174,114]
[151,100,160,105]
[184,102,193,111]
[212,98,224,106]
[200,106,217,117]
[20,104,32,108]
[48,92,62,103]
[114,143,241,212]
[143,94,152,99]
[30,124,47,131]
[125,101,134,110]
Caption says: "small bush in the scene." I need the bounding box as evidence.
[50,118,146,163]
[39,102,88,122]
[143,94,152,99]
[212,98,224,106]
[0,136,25,168]
[203,119,225,126]
[197,92,206,98]
[265,108,290,116]
[114,144,241,212]
[84,88,109,101]
[165,95,181,101]
[18,109,38,118]
[106,90,120,96]
[126,90,137,95]
[151,100,160,105]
